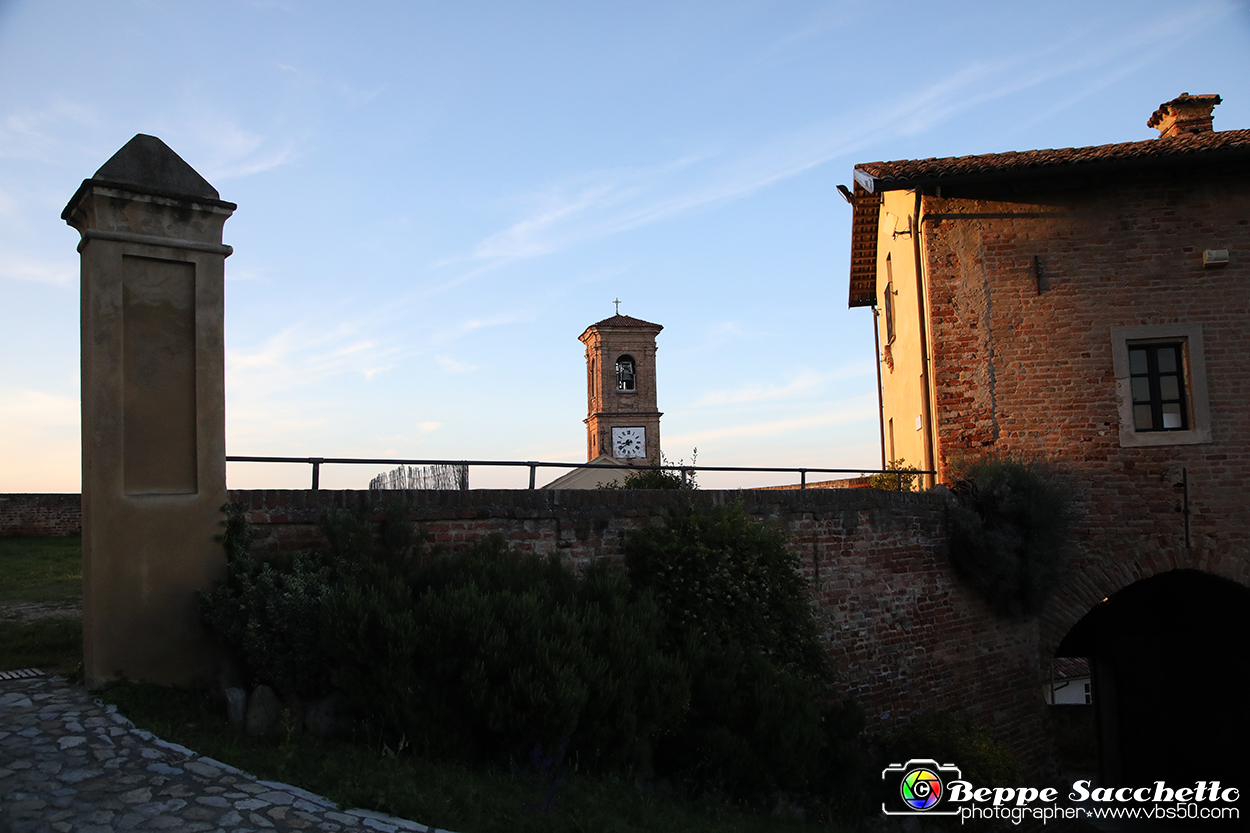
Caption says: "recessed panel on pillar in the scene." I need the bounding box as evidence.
[122,255,198,495]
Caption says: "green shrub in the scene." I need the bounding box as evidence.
[626,503,829,685]
[324,535,689,773]
[624,503,859,800]
[201,500,420,700]
[945,455,1075,618]
[202,500,869,807]
[881,711,1020,827]
[600,450,698,490]
[201,504,335,698]
[866,458,920,492]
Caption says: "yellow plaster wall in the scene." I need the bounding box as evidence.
[874,189,932,481]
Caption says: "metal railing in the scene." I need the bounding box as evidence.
[226,455,933,492]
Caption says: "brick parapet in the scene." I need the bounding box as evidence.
[0,486,1057,774]
[0,494,82,537]
[227,486,1055,775]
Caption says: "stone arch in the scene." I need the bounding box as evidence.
[1040,544,1250,663]
[1050,566,1249,807]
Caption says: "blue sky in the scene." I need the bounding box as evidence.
[2,0,1248,491]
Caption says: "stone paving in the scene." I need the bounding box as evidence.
[0,673,458,833]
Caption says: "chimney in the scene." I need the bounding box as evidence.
[1148,92,1222,138]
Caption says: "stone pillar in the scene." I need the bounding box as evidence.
[63,134,235,688]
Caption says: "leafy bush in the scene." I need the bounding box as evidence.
[602,451,698,490]
[201,503,335,699]
[324,535,689,773]
[867,458,920,492]
[202,500,868,809]
[944,455,1075,618]
[625,503,860,800]
[881,711,1020,828]
[202,499,426,700]
[626,503,829,684]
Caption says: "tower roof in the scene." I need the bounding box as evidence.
[580,314,663,342]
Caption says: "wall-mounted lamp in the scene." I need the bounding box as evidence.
[1202,249,1229,268]
[837,184,853,204]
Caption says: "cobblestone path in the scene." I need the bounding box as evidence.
[0,674,458,833]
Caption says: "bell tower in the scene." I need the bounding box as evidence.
[579,309,663,463]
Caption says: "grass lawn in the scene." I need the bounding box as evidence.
[0,618,81,672]
[0,535,83,673]
[0,535,82,604]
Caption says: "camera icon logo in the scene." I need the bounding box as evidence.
[882,758,962,816]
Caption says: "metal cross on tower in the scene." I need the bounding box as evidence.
[613,298,621,315]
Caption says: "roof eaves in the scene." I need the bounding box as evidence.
[854,130,1250,194]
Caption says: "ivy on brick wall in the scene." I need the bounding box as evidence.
[944,455,1077,619]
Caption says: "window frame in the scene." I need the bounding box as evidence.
[883,254,897,345]
[1111,324,1211,448]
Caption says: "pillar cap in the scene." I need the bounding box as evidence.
[62,134,236,220]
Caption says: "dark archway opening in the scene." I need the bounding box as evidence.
[1057,569,1248,815]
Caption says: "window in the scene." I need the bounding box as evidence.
[883,255,896,344]
[1129,344,1187,431]
[1111,324,1211,447]
[616,355,636,392]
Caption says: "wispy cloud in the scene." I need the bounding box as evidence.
[690,366,871,408]
[436,355,476,373]
[227,320,404,393]
[0,252,76,285]
[452,5,1229,271]
[666,395,877,446]
[0,98,105,165]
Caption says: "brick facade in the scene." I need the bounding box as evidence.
[915,169,1250,659]
[849,98,1250,786]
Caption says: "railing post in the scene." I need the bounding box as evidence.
[311,458,323,490]
[896,470,903,491]
[800,469,807,490]
[528,463,537,489]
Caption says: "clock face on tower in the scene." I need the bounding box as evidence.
[612,426,646,459]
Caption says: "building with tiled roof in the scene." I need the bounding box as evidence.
[844,93,1250,794]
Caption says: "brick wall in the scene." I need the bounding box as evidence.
[0,486,1056,773]
[231,486,1054,774]
[918,165,1250,660]
[0,493,82,536]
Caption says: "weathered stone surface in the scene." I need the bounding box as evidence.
[64,133,234,689]
[245,685,282,736]
[224,687,247,726]
[0,675,442,831]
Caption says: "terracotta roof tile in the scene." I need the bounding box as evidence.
[1051,657,1090,681]
[848,185,881,308]
[855,128,1250,191]
[586,314,663,330]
